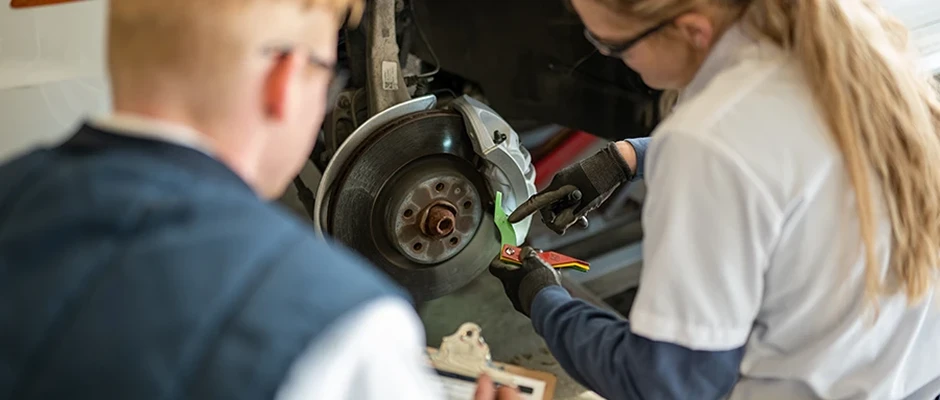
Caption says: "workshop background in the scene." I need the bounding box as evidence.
[2,0,939,399]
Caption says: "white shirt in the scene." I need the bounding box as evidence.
[91,114,446,400]
[628,26,940,399]
[275,297,445,400]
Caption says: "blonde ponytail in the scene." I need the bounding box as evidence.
[743,0,940,305]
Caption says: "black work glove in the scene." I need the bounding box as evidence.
[489,246,562,317]
[508,142,633,235]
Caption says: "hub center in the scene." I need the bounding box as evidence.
[421,202,458,238]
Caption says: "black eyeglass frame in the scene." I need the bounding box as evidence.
[262,45,349,112]
[583,19,673,57]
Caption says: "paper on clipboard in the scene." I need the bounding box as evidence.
[427,322,556,400]
[433,368,548,400]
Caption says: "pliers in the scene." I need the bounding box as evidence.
[493,191,590,272]
[498,244,590,272]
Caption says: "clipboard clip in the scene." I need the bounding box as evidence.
[427,322,518,388]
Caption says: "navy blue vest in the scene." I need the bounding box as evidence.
[0,125,406,399]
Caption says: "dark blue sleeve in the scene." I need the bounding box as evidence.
[624,138,651,181]
[530,286,745,400]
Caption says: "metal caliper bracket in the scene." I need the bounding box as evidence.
[451,95,538,245]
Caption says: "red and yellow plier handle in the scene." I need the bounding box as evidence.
[498,244,590,273]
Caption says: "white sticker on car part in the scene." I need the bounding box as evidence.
[382,61,399,91]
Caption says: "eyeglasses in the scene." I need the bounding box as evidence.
[583,19,672,58]
[263,45,349,112]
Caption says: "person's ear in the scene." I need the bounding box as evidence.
[673,13,714,50]
[263,52,299,121]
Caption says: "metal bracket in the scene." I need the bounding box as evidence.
[366,0,411,116]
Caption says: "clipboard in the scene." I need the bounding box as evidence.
[426,322,557,400]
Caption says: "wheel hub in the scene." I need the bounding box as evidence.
[387,169,483,265]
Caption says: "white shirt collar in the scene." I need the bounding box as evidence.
[677,24,763,105]
[89,113,214,155]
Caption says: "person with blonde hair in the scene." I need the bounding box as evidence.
[493,0,940,398]
[0,0,519,398]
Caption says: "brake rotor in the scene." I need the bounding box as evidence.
[323,109,500,302]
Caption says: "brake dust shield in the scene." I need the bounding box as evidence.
[323,110,501,302]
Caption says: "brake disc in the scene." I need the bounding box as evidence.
[315,94,537,302]
[322,110,500,302]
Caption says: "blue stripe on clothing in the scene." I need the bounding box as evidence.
[624,137,651,181]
